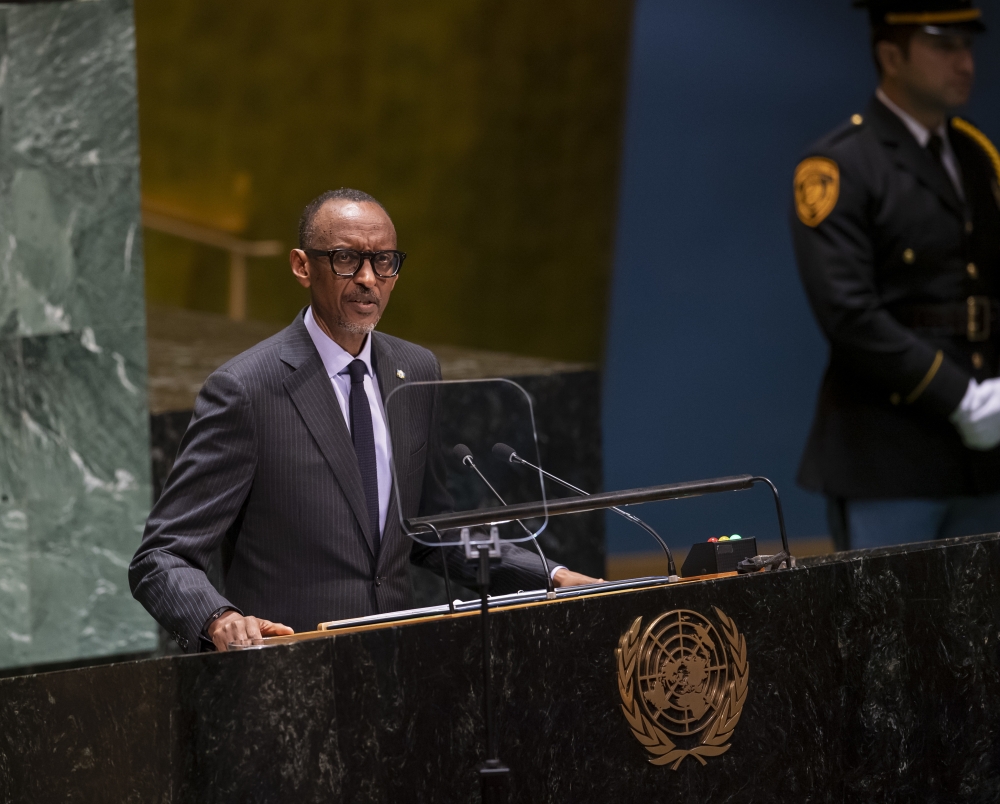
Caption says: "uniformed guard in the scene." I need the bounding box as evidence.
[791,0,1000,549]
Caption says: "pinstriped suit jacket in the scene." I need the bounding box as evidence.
[129,311,549,651]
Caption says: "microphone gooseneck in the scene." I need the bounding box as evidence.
[492,443,678,579]
[452,444,556,595]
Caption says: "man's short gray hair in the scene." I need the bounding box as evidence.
[297,188,389,249]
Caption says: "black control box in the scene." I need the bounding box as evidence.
[681,537,758,577]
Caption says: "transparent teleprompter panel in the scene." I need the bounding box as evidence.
[383,378,549,549]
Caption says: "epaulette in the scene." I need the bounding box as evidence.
[951,117,1000,182]
[822,113,867,148]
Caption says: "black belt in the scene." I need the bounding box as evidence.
[893,297,999,342]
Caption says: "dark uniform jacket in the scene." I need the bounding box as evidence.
[792,95,1000,499]
[130,312,550,651]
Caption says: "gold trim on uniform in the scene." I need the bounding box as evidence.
[885,9,982,24]
[952,118,1000,183]
[905,350,944,405]
[794,157,840,228]
[952,118,1000,210]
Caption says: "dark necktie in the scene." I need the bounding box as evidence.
[927,133,945,166]
[927,132,965,200]
[346,359,380,544]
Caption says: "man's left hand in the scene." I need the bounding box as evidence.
[553,568,603,587]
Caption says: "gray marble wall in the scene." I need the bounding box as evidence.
[0,0,154,670]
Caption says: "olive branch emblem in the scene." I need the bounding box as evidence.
[615,606,749,769]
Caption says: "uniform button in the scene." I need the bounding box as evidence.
[972,352,984,370]
[902,248,915,264]
[966,220,974,234]
[851,114,863,125]
[967,262,978,279]
[890,392,901,405]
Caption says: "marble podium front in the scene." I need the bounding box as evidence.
[2,533,999,802]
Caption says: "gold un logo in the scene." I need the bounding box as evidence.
[616,607,749,769]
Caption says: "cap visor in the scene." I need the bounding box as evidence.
[922,20,987,35]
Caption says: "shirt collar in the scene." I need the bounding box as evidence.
[304,306,374,380]
[875,88,948,148]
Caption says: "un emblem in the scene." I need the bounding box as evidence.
[616,607,749,769]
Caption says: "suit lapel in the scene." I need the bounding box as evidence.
[379,484,402,569]
[372,333,420,565]
[372,333,405,409]
[867,97,965,219]
[280,314,377,557]
[371,333,411,461]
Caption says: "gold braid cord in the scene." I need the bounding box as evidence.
[952,118,1000,183]
[616,608,749,770]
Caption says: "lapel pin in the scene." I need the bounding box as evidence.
[396,369,406,379]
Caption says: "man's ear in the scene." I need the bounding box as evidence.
[290,249,311,288]
[877,40,904,78]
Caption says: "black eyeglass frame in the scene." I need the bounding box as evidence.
[302,248,407,278]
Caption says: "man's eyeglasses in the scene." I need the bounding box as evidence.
[303,248,406,278]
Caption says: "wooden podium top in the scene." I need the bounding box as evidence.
[252,572,738,647]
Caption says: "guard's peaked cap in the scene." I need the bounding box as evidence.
[853,0,986,31]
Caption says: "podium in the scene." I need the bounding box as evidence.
[2,533,1000,802]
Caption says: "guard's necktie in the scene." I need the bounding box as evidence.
[346,359,380,545]
[927,133,945,166]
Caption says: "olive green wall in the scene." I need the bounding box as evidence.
[135,0,633,362]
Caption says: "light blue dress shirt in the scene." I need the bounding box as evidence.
[304,306,392,536]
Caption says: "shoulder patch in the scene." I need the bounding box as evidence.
[951,118,1000,183]
[794,157,840,227]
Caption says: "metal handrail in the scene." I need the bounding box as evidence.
[141,208,283,322]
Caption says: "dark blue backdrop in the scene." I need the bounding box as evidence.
[603,0,1000,554]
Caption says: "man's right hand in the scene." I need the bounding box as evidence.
[951,378,1000,451]
[207,610,294,652]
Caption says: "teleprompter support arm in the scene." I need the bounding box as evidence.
[407,475,756,532]
[407,473,791,559]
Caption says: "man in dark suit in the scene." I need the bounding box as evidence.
[791,0,1000,549]
[130,189,596,652]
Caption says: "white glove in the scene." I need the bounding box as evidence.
[950,378,1000,451]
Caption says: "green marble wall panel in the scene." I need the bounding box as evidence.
[0,0,154,670]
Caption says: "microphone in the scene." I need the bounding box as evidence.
[452,444,556,596]
[492,443,679,579]
[454,443,475,467]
